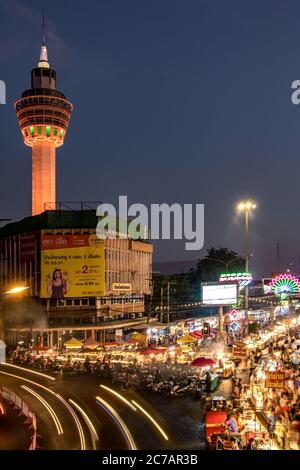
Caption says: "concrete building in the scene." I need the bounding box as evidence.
[0,210,153,346]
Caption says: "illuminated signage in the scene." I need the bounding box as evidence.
[269,274,300,296]
[219,272,252,288]
[265,371,285,389]
[202,282,238,306]
[112,283,132,292]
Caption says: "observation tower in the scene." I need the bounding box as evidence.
[15,15,73,216]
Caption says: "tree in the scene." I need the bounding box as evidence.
[190,247,245,284]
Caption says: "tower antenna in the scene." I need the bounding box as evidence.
[42,8,46,45]
[39,8,48,64]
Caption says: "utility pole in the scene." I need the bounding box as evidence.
[160,287,164,323]
[167,281,170,324]
[245,207,249,320]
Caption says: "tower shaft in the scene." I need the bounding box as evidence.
[32,141,56,215]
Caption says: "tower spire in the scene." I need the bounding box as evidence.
[42,8,46,46]
[39,8,49,67]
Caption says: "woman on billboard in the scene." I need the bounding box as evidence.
[47,269,69,299]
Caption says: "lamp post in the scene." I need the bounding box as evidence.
[0,285,30,343]
[203,257,242,340]
[204,256,241,273]
[237,201,257,322]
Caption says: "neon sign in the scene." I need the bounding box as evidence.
[269,274,300,296]
[219,272,252,288]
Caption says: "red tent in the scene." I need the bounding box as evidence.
[191,357,216,367]
[205,410,227,438]
[189,331,203,339]
[139,348,166,355]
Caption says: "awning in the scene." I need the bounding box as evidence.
[177,333,198,343]
[139,348,166,355]
[64,338,83,349]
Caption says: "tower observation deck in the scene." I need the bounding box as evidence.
[14,17,73,216]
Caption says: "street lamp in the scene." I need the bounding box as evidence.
[204,257,241,273]
[0,285,29,339]
[3,286,29,295]
[1,284,29,296]
[237,200,257,321]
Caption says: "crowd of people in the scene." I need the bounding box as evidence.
[9,346,210,397]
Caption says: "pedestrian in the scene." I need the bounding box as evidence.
[205,371,211,395]
[246,437,255,450]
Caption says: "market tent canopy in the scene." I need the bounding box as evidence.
[189,331,203,339]
[177,334,198,343]
[139,348,166,355]
[64,338,83,349]
[121,338,139,345]
[83,337,100,349]
[132,332,148,348]
[233,341,247,348]
[97,342,119,348]
[191,357,216,367]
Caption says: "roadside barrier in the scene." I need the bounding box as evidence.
[0,386,40,450]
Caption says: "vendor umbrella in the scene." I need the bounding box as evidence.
[189,331,203,339]
[177,333,198,343]
[64,338,83,349]
[191,357,216,367]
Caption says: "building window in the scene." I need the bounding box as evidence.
[38,126,43,134]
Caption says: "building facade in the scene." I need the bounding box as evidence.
[0,210,153,346]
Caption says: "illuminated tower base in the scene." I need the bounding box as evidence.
[32,141,56,215]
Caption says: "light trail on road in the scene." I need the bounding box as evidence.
[0,370,86,449]
[99,384,137,411]
[69,399,98,449]
[21,385,63,435]
[131,400,169,441]
[57,394,86,450]
[1,363,55,381]
[95,395,137,450]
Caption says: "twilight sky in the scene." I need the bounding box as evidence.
[1,0,300,277]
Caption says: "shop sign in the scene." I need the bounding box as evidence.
[232,346,246,357]
[265,371,285,389]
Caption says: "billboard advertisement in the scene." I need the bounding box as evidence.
[202,282,238,306]
[40,234,105,298]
